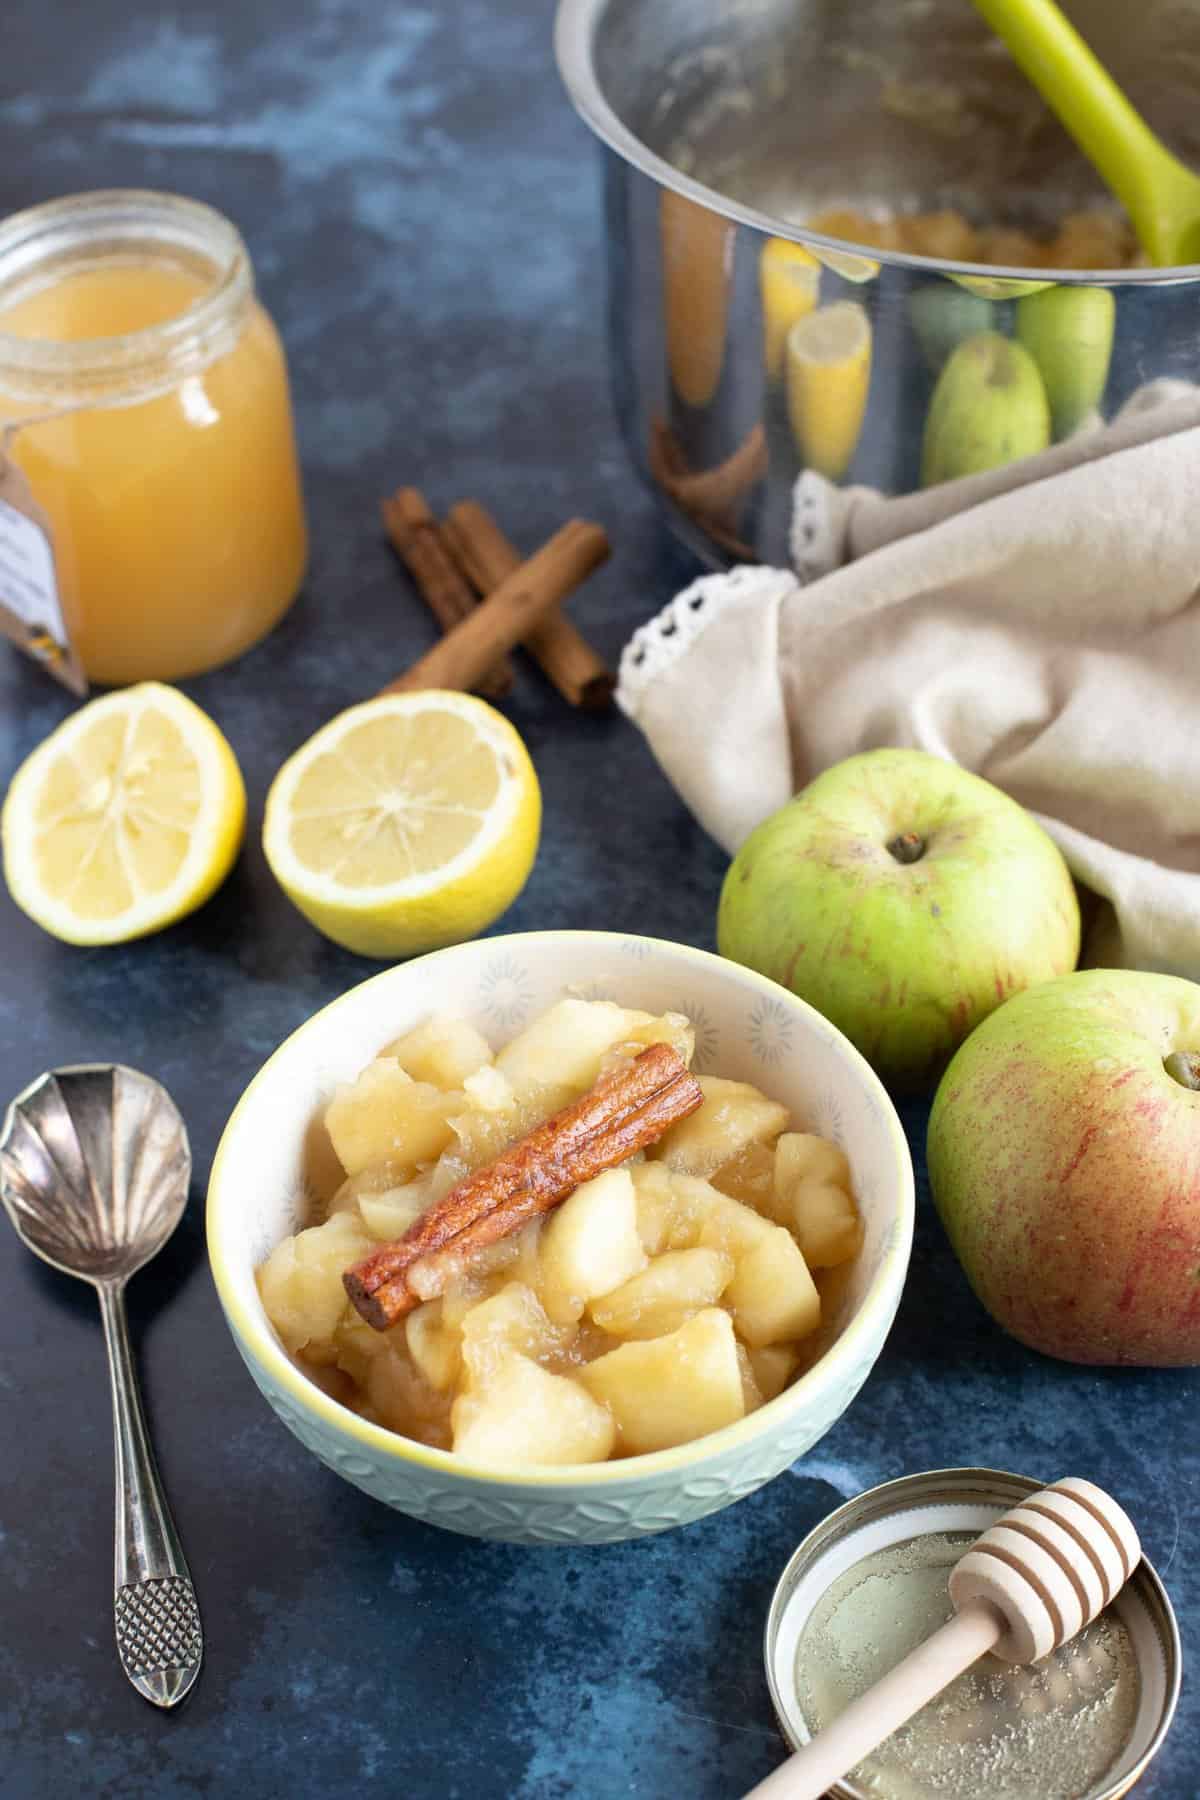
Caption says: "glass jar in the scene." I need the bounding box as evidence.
[0,190,308,685]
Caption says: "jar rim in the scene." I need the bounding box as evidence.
[0,189,253,400]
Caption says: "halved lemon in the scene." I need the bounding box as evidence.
[759,238,821,381]
[785,301,873,480]
[263,691,541,960]
[804,214,885,285]
[2,682,246,945]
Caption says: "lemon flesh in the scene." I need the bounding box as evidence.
[786,301,873,481]
[2,682,246,945]
[759,238,821,381]
[262,690,541,960]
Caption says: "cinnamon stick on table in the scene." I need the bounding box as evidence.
[382,487,514,699]
[343,1042,703,1330]
[443,502,615,711]
[380,518,610,697]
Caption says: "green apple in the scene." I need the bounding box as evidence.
[716,748,1079,1089]
[921,331,1051,486]
[908,285,994,374]
[1016,286,1115,439]
[928,968,1200,1366]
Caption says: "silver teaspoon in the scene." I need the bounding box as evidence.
[0,1064,203,1707]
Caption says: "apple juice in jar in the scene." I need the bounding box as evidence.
[0,190,307,685]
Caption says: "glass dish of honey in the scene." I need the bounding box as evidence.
[0,190,308,685]
[764,1468,1181,1800]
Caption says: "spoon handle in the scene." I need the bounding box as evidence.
[98,1281,203,1708]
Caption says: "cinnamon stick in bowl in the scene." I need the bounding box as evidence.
[443,502,615,711]
[381,518,610,697]
[343,1042,702,1330]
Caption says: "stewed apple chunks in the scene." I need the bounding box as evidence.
[724,1228,820,1347]
[449,1280,616,1463]
[651,1077,790,1177]
[773,1133,864,1268]
[589,1247,733,1339]
[381,1015,493,1089]
[325,1061,460,1176]
[258,1211,372,1356]
[453,1354,616,1467]
[539,1168,648,1324]
[256,997,865,1467]
[494,998,694,1093]
[579,1309,745,1454]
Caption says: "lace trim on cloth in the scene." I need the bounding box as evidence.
[616,565,792,719]
[790,470,847,584]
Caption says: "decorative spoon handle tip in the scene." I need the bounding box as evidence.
[114,1575,203,1708]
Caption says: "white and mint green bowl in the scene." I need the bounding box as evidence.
[207,932,914,1544]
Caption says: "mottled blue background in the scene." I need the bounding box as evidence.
[0,3,1196,1796]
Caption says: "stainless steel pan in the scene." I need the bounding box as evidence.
[556,0,1200,565]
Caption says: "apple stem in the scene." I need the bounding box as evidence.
[887,832,926,865]
[1164,1051,1200,1091]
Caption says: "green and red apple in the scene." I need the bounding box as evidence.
[716,748,1079,1088]
[928,968,1200,1366]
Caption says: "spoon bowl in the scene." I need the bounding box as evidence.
[1,1064,191,1283]
[0,1063,203,1708]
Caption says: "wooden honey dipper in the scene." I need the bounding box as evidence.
[744,1477,1141,1800]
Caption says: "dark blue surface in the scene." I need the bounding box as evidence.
[0,5,1196,1797]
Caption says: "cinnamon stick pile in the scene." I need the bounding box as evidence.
[381,487,615,709]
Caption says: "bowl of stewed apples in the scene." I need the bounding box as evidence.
[207,931,914,1543]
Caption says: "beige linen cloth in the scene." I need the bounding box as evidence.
[617,383,1200,975]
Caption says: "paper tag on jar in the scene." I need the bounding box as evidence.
[0,448,86,695]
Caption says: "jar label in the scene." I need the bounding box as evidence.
[0,451,86,694]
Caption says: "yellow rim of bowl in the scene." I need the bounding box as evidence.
[207,931,915,1489]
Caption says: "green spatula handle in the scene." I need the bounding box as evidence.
[971,0,1199,264]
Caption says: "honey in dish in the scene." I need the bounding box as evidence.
[794,1530,1141,1799]
[0,259,307,685]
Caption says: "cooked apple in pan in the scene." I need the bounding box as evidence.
[808,206,1140,271]
[256,999,863,1466]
